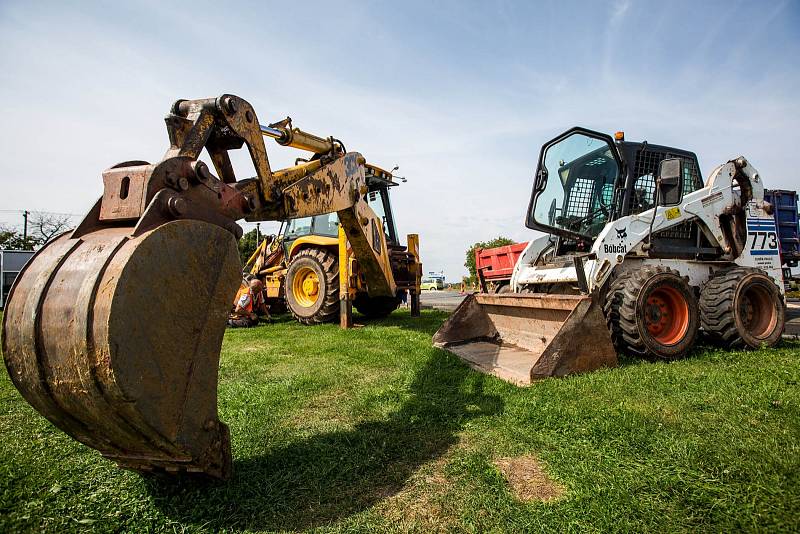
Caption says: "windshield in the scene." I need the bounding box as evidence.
[311,212,339,237]
[530,132,619,238]
[281,187,398,244]
[284,216,313,239]
[367,188,398,243]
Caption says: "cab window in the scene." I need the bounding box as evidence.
[630,150,703,214]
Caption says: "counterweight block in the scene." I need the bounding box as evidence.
[2,220,241,479]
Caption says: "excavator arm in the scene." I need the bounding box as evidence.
[2,94,394,479]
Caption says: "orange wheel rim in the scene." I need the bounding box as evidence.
[644,285,689,345]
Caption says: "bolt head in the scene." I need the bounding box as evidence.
[224,96,238,114]
[193,161,211,182]
[167,196,187,217]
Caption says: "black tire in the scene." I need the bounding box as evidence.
[495,283,512,294]
[266,298,287,315]
[353,294,401,318]
[285,248,339,325]
[603,266,699,360]
[700,267,784,348]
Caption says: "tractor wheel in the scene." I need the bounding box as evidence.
[267,298,287,315]
[353,294,401,318]
[700,267,784,348]
[603,266,699,360]
[285,248,339,325]
[495,282,512,294]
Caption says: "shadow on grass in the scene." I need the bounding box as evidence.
[146,349,503,531]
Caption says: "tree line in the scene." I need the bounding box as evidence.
[0,213,74,250]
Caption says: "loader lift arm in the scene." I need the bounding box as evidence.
[2,94,398,480]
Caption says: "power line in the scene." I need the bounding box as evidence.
[0,209,82,217]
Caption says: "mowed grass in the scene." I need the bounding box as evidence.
[1,309,799,533]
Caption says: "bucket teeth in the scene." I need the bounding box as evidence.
[433,293,618,385]
[2,220,241,479]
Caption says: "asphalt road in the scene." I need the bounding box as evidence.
[786,299,800,338]
[419,290,467,312]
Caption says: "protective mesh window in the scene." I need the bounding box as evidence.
[631,150,703,214]
[565,178,596,217]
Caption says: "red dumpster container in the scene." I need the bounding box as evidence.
[476,242,528,291]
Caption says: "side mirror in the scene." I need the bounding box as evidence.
[657,157,683,206]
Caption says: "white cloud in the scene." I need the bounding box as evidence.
[1,1,798,281]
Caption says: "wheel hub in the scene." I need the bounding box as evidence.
[643,285,689,346]
[645,295,670,336]
[302,277,319,297]
[738,283,776,339]
[292,266,320,308]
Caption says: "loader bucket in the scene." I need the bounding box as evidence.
[2,219,241,478]
[433,293,617,385]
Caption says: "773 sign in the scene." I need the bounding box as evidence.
[746,218,779,256]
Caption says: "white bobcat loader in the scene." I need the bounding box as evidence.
[434,128,786,385]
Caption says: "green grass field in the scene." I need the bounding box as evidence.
[1,310,799,533]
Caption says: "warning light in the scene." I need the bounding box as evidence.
[614,131,625,141]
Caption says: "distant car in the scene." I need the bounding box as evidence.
[420,277,444,291]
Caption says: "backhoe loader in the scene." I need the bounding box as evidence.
[241,164,421,326]
[434,128,786,385]
[1,94,417,479]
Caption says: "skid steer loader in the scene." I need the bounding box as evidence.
[1,94,417,479]
[434,128,786,385]
[242,164,421,326]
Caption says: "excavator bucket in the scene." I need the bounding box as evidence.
[1,93,395,481]
[433,293,618,385]
[2,219,241,478]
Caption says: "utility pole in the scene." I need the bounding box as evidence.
[22,210,29,240]
[256,223,260,245]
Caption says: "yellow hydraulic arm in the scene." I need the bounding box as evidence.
[258,118,397,297]
[1,94,400,481]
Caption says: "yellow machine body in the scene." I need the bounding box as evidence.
[1,94,419,479]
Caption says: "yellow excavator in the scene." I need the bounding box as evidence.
[241,163,421,326]
[1,94,418,479]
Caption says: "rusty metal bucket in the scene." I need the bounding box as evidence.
[432,293,617,385]
[2,219,241,478]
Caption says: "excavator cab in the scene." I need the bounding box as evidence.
[281,176,398,253]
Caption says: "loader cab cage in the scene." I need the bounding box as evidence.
[617,142,703,216]
[527,127,623,242]
[527,127,704,246]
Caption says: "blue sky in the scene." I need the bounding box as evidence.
[1,0,798,280]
